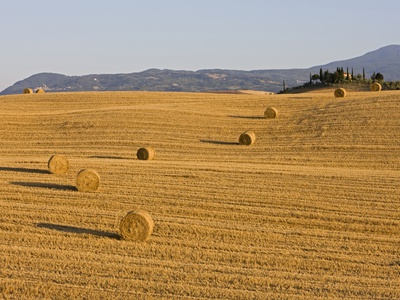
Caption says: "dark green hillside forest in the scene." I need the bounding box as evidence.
[282,67,400,93]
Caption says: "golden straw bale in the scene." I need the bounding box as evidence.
[23,88,33,94]
[76,169,100,192]
[264,107,278,118]
[370,82,382,92]
[239,131,256,146]
[137,147,156,160]
[119,210,154,242]
[48,154,69,175]
[35,88,45,94]
[334,88,346,98]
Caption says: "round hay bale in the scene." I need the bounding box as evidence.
[264,107,278,118]
[76,169,100,192]
[23,88,33,94]
[120,210,154,242]
[239,131,256,146]
[334,88,346,98]
[35,88,45,94]
[137,147,156,160]
[370,82,382,92]
[48,154,69,175]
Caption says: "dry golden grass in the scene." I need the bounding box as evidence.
[238,89,273,95]
[0,90,399,299]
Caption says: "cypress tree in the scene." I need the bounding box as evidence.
[324,69,330,83]
[320,68,323,82]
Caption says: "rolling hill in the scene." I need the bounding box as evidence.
[1,45,400,95]
[0,89,399,299]
[308,44,400,79]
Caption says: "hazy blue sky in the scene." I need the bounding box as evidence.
[1,0,399,91]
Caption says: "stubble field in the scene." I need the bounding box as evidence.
[0,90,399,299]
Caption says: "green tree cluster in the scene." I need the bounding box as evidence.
[311,67,385,84]
[371,72,384,82]
[312,67,348,84]
[280,67,400,93]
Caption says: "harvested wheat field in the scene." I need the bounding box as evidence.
[0,90,399,299]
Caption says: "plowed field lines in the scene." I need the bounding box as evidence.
[0,91,399,299]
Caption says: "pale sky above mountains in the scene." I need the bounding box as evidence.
[1,0,399,91]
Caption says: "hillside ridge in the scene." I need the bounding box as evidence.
[2,44,399,95]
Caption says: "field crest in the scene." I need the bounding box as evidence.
[0,91,399,299]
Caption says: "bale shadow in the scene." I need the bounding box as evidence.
[89,155,132,160]
[37,223,120,239]
[200,139,240,145]
[10,181,77,191]
[228,115,265,120]
[0,166,50,174]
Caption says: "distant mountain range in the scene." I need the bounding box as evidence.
[2,45,400,95]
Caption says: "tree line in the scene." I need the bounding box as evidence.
[311,67,384,84]
[281,67,400,93]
